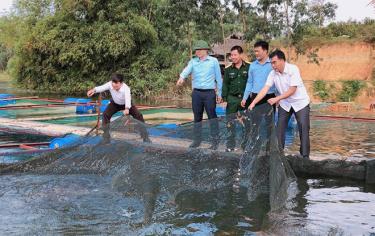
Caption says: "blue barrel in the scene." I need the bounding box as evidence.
[0,94,16,106]
[76,98,96,114]
[100,100,110,113]
[49,134,81,149]
[63,97,79,104]
[215,106,226,117]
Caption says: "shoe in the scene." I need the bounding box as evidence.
[303,155,309,159]
[189,141,201,148]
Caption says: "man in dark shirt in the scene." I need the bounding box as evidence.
[222,46,250,151]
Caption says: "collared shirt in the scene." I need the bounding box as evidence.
[265,62,310,112]
[222,61,250,100]
[94,81,131,108]
[243,58,275,101]
[180,55,223,97]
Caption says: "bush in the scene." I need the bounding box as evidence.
[9,12,158,94]
[313,80,330,101]
[337,80,365,102]
[123,47,187,98]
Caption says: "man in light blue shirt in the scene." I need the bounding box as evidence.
[240,41,276,151]
[177,40,222,149]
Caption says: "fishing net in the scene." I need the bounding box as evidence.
[0,103,297,234]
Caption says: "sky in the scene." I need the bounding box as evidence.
[0,0,374,22]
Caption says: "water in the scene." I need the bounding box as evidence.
[0,174,374,235]
[286,119,375,159]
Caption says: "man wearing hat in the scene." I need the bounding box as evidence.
[177,40,223,149]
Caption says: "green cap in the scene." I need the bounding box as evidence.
[193,40,210,52]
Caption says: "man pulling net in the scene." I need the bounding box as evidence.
[87,73,150,143]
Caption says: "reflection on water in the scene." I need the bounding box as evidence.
[265,178,375,235]
[0,174,374,235]
[286,119,375,159]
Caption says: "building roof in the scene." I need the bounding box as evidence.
[211,33,245,56]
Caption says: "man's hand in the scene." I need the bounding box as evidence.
[87,89,95,97]
[240,99,246,108]
[176,78,185,86]
[123,109,130,116]
[216,96,223,104]
[248,102,255,110]
[267,97,279,106]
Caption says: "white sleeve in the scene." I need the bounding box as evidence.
[290,65,303,87]
[265,72,275,87]
[94,82,111,93]
[124,85,131,109]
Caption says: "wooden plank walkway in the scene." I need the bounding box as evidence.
[0,117,91,136]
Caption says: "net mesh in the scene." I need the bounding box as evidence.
[0,103,297,232]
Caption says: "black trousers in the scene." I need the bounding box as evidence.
[102,100,149,140]
[277,105,310,157]
[191,89,218,144]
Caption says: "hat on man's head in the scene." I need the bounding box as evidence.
[193,40,210,52]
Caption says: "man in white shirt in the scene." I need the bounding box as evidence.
[87,73,150,143]
[248,50,310,159]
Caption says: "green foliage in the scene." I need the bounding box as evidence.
[122,46,185,98]
[7,1,161,94]
[313,80,330,101]
[337,80,365,102]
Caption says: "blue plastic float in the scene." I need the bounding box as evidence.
[100,100,110,112]
[0,94,16,106]
[215,106,226,117]
[49,134,82,149]
[64,97,96,114]
[49,134,102,149]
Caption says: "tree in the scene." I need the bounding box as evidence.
[309,0,337,28]
[8,0,159,93]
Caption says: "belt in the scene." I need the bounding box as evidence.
[230,94,243,98]
[193,88,215,92]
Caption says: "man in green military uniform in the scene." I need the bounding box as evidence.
[222,45,250,151]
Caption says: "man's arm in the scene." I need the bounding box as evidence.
[87,82,110,97]
[214,60,223,98]
[241,65,253,107]
[124,86,131,109]
[222,68,230,102]
[177,59,193,86]
[123,85,131,115]
[248,85,271,110]
[267,86,297,105]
